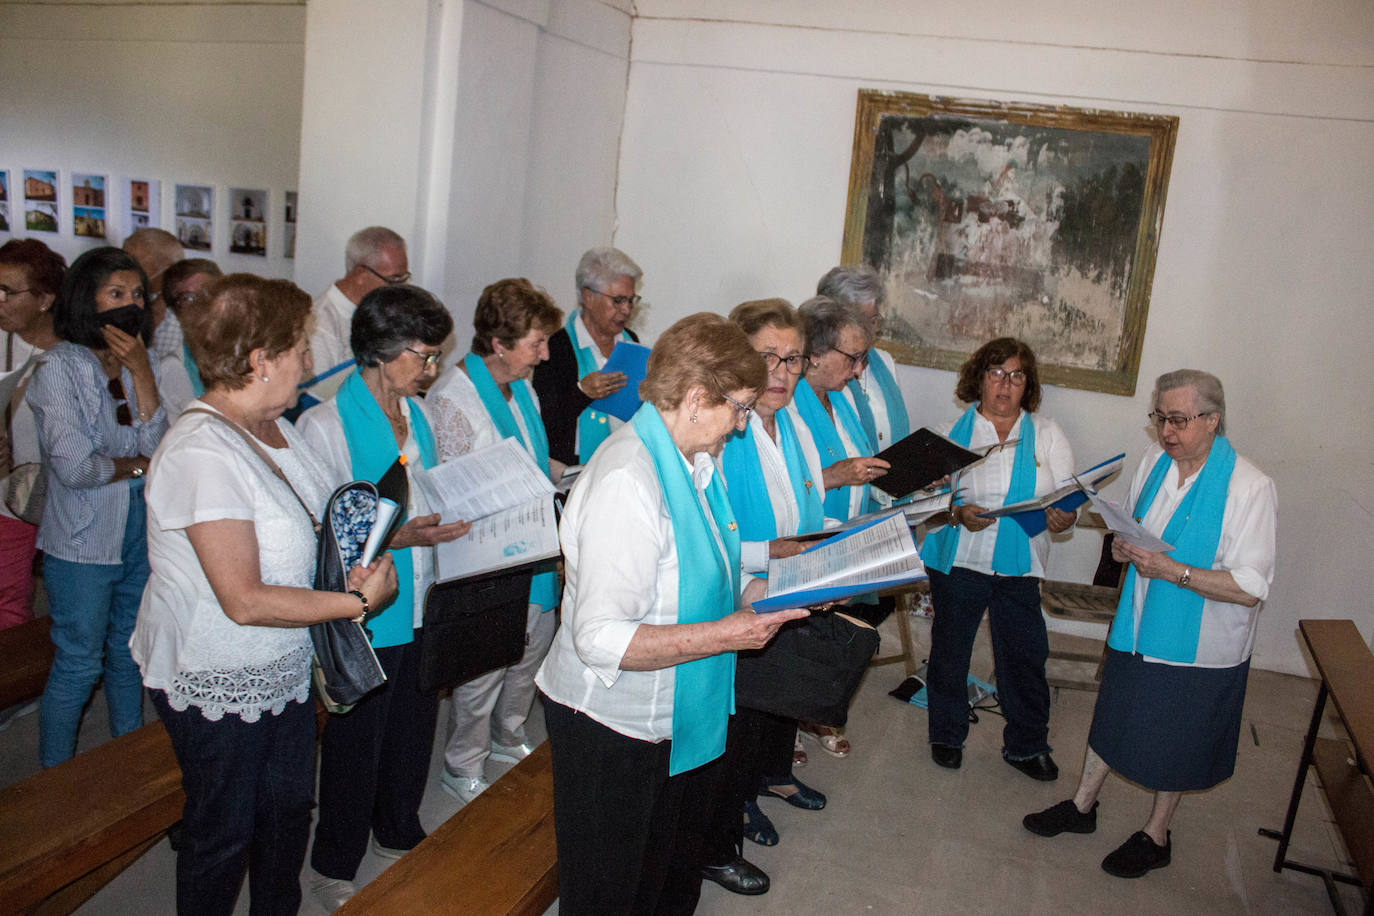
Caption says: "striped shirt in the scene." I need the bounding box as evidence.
[27,342,169,564]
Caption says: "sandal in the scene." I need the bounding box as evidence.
[799,723,851,758]
[761,776,827,810]
[743,800,778,846]
[793,732,808,767]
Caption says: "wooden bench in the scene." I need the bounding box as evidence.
[1261,618,1374,914]
[0,616,54,711]
[0,720,184,915]
[339,740,557,915]
[1039,514,1122,690]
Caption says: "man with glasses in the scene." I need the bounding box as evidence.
[304,226,410,405]
[533,246,644,465]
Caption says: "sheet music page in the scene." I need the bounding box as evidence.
[767,513,920,597]
[1084,489,1174,552]
[435,495,560,583]
[410,439,555,522]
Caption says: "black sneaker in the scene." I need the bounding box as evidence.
[1023,799,1098,836]
[1101,830,1171,878]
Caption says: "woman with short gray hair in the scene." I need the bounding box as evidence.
[1025,368,1276,880]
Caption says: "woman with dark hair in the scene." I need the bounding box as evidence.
[427,278,564,805]
[920,337,1076,779]
[535,313,807,915]
[0,239,64,631]
[156,257,222,419]
[27,245,167,766]
[298,283,470,911]
[133,274,398,915]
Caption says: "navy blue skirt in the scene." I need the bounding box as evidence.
[1088,648,1250,792]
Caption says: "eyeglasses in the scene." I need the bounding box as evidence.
[107,376,133,426]
[985,367,1028,386]
[1148,411,1211,430]
[830,347,868,371]
[404,346,442,369]
[362,264,413,286]
[586,287,642,309]
[758,351,805,375]
[722,393,754,422]
[0,286,34,302]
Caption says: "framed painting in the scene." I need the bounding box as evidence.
[842,90,1178,395]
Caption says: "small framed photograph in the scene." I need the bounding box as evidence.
[0,171,10,233]
[283,190,297,259]
[72,172,108,238]
[23,169,59,233]
[175,183,213,251]
[124,178,161,231]
[228,187,267,256]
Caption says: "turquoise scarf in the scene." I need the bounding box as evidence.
[336,369,439,648]
[920,405,1037,576]
[865,350,910,442]
[631,403,740,776]
[567,309,632,463]
[182,343,205,398]
[462,352,560,611]
[720,411,825,541]
[791,377,874,521]
[1107,437,1236,664]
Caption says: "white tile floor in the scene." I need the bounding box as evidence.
[1,611,1362,914]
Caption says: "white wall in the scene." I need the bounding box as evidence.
[294,0,631,335]
[614,1,1374,674]
[0,2,305,277]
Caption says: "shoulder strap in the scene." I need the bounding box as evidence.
[181,406,319,529]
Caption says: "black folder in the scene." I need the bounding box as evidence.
[416,563,538,695]
[870,428,983,499]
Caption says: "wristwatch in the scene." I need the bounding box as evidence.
[1177,566,1191,588]
[131,465,145,479]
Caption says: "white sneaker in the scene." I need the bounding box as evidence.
[489,740,537,764]
[310,874,356,912]
[370,835,411,860]
[439,769,490,804]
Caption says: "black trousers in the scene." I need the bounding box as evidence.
[541,694,721,916]
[311,634,438,880]
[702,705,796,864]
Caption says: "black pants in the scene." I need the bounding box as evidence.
[312,634,438,880]
[702,705,796,864]
[926,567,1050,756]
[152,689,315,916]
[542,694,721,916]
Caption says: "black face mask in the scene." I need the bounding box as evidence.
[98,305,145,339]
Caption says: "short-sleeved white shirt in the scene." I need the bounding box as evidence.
[131,402,335,721]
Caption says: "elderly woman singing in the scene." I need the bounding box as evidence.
[535,313,807,916]
[1024,369,1276,879]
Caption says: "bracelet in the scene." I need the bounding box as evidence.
[349,588,370,624]
[1177,566,1192,588]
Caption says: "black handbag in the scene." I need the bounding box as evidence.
[416,566,534,695]
[733,611,881,727]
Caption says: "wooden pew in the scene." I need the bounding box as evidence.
[339,741,557,915]
[0,616,54,711]
[0,721,184,915]
[1261,618,1374,914]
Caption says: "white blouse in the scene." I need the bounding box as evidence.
[725,406,828,574]
[132,403,334,721]
[934,409,1075,578]
[426,361,541,464]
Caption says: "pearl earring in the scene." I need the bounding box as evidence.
[690,414,698,423]
[260,375,270,383]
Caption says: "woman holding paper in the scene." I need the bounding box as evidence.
[297,284,469,910]
[132,275,398,915]
[426,278,565,806]
[704,299,830,881]
[1024,370,1276,879]
[532,247,643,465]
[790,295,891,757]
[536,313,807,914]
[921,337,1075,779]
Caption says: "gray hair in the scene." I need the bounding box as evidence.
[817,264,885,309]
[345,226,406,273]
[798,295,866,356]
[1154,369,1226,435]
[575,247,642,295]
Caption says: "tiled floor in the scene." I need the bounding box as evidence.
[1,612,1363,914]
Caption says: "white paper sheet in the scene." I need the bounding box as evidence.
[410,438,555,523]
[434,495,560,583]
[1084,489,1174,552]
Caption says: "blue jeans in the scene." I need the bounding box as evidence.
[152,689,316,916]
[39,491,148,767]
[926,566,1052,758]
